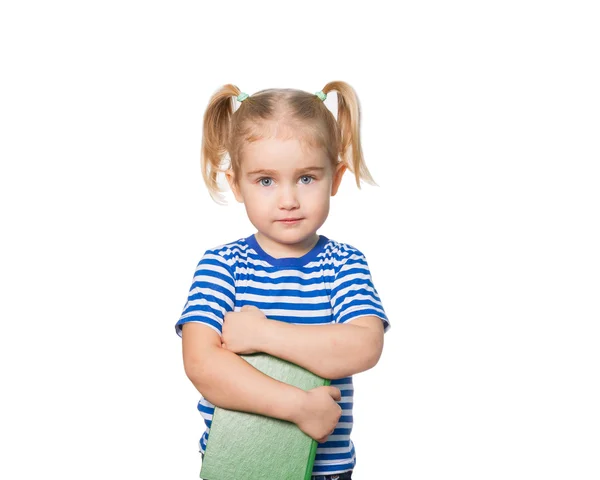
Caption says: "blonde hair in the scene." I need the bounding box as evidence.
[201,81,377,204]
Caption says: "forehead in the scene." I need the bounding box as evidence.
[241,137,328,173]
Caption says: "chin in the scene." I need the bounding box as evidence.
[270,229,314,243]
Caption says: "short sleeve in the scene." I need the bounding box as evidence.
[174,250,236,338]
[331,250,390,333]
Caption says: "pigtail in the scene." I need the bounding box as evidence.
[201,84,243,204]
[321,81,377,188]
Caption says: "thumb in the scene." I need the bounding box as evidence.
[328,387,342,402]
[241,305,259,312]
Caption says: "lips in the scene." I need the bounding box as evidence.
[278,218,303,223]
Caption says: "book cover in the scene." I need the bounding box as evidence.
[199,352,331,480]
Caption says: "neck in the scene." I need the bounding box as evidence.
[254,232,319,259]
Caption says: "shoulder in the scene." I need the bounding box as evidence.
[320,237,368,271]
[199,236,251,269]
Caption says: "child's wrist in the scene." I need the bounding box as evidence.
[281,387,308,424]
[255,317,275,353]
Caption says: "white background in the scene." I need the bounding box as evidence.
[1,1,599,479]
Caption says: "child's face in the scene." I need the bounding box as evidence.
[226,136,346,254]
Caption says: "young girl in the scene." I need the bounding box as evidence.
[175,81,391,480]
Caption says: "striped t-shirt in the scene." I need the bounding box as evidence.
[175,233,390,476]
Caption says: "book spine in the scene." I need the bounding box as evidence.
[304,378,332,480]
[304,439,318,480]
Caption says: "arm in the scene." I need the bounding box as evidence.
[269,248,388,379]
[256,315,384,380]
[182,322,306,422]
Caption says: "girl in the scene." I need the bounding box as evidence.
[176,81,391,479]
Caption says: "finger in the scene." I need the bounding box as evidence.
[241,305,259,312]
[329,387,342,401]
[328,386,341,400]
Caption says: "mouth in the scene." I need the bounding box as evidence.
[277,218,304,224]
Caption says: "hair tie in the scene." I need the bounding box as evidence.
[315,91,327,101]
[237,92,249,102]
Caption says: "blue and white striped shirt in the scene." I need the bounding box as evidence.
[175,233,390,476]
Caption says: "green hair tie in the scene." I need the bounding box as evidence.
[315,91,327,101]
[237,92,249,102]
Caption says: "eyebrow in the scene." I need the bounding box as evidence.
[246,166,326,176]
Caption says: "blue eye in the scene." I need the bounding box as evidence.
[259,178,273,187]
[300,175,314,184]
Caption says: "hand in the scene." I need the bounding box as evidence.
[221,305,268,354]
[290,386,342,443]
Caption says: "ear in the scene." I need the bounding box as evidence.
[331,162,347,196]
[225,169,244,203]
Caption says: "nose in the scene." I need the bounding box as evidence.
[277,184,300,210]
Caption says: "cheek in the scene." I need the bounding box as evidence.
[251,187,276,202]
[244,188,275,213]
[302,181,331,199]
[244,200,267,225]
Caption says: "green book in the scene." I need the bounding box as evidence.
[200,352,331,480]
